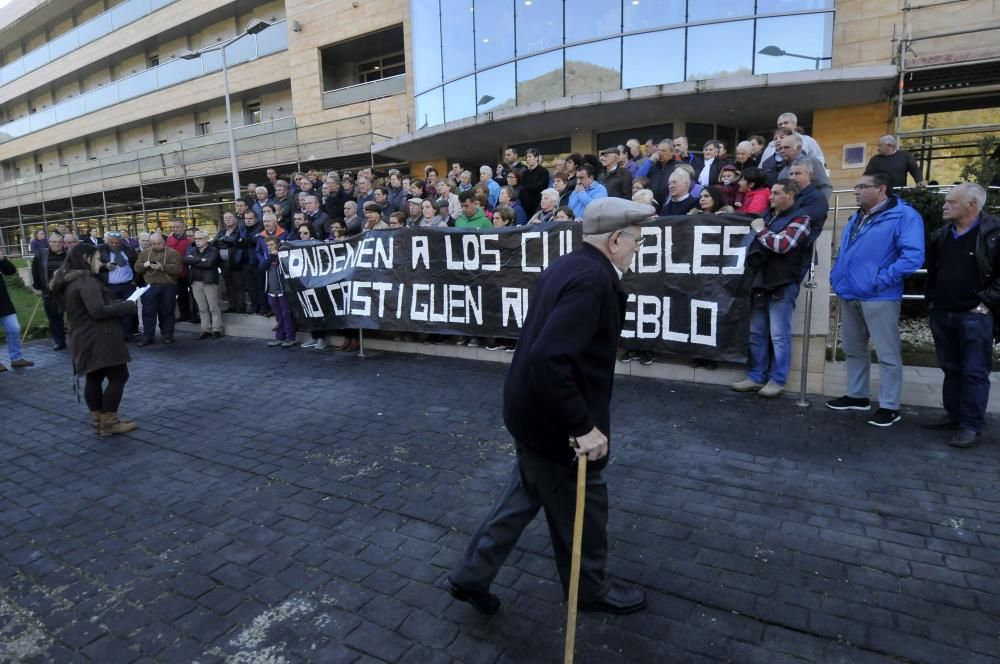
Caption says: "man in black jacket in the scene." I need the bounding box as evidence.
[447,197,653,617]
[214,212,251,313]
[924,183,999,448]
[31,232,69,349]
[599,146,633,200]
[99,231,140,341]
[305,195,332,240]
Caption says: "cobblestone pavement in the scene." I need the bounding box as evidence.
[2,334,999,663]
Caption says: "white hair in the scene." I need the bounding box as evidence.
[953,183,988,211]
[879,135,898,147]
[736,140,753,153]
[632,189,656,206]
[778,112,798,125]
[255,186,268,194]
[541,188,559,205]
[669,169,691,184]
[480,165,493,177]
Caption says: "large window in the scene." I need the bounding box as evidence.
[409,0,836,128]
[474,1,515,69]
[565,38,621,96]
[321,26,405,91]
[516,0,563,57]
[412,0,443,93]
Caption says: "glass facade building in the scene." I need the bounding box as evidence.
[412,0,834,129]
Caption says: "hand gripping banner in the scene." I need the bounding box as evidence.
[280,215,754,362]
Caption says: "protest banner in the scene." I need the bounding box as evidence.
[280,216,754,362]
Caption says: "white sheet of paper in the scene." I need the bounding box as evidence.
[127,286,149,303]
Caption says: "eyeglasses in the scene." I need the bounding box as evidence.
[618,230,645,247]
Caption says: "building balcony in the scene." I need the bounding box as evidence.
[0,0,178,88]
[0,20,288,145]
[322,74,407,110]
[0,111,385,206]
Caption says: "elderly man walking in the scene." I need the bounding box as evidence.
[446,198,652,617]
[924,183,999,448]
[828,173,925,426]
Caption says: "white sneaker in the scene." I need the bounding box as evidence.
[301,340,318,348]
[314,338,327,350]
[758,381,785,398]
[730,378,764,393]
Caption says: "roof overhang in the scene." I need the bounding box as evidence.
[374,65,898,163]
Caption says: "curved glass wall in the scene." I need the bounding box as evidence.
[0,21,287,144]
[0,0,178,87]
[411,0,834,129]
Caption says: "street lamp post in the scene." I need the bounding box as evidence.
[757,45,832,70]
[179,19,272,203]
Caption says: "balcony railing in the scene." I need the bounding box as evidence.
[0,0,178,87]
[0,20,288,144]
[322,74,406,109]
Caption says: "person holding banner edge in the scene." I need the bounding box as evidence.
[445,197,652,617]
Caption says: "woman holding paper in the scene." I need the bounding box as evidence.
[50,243,138,437]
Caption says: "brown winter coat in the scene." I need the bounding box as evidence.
[53,269,135,376]
[135,246,181,286]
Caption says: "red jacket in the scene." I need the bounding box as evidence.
[166,233,192,277]
[741,187,771,215]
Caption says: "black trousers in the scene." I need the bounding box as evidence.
[451,446,610,602]
[42,294,66,346]
[106,282,137,338]
[222,263,246,312]
[84,364,129,413]
[244,265,265,313]
[176,276,193,319]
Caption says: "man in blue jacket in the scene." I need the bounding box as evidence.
[828,173,925,427]
[447,198,654,617]
[568,163,608,218]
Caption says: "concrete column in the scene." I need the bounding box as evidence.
[570,128,593,155]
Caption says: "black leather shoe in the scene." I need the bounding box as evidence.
[197,332,211,340]
[949,429,980,448]
[52,344,66,351]
[162,337,175,345]
[443,578,500,615]
[138,339,154,347]
[578,583,646,614]
[921,416,960,431]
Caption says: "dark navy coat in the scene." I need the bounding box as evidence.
[503,242,627,472]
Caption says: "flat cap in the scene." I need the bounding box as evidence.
[408,197,424,205]
[582,197,657,234]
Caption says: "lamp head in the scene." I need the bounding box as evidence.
[244,18,272,35]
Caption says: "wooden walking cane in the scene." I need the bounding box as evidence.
[564,438,587,664]
[20,296,42,344]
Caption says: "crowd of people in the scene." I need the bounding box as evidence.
[6,110,993,448]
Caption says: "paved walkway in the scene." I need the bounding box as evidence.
[1,334,999,663]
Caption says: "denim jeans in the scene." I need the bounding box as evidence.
[748,282,800,386]
[1,313,22,361]
[929,309,993,433]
